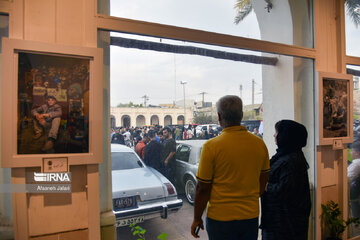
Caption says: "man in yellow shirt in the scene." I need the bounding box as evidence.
[191,95,270,240]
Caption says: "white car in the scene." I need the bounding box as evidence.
[195,124,220,138]
[111,144,182,227]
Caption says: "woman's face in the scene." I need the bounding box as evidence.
[274,130,278,145]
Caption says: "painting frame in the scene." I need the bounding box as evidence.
[1,38,103,167]
[317,71,353,146]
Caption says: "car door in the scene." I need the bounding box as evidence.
[175,144,191,186]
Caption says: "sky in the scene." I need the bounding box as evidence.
[109,0,360,107]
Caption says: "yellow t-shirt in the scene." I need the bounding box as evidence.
[196,125,270,221]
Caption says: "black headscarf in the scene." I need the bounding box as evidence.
[274,120,308,158]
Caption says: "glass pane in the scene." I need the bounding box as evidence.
[347,64,360,238]
[111,152,143,170]
[108,0,313,48]
[345,3,360,57]
[107,31,315,239]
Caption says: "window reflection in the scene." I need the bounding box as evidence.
[347,64,360,238]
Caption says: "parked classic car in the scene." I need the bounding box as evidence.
[174,140,206,204]
[111,144,182,227]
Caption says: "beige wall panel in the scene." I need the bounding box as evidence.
[315,0,338,72]
[24,0,56,42]
[10,0,24,39]
[27,166,88,236]
[321,184,338,204]
[320,146,338,187]
[59,228,89,239]
[56,0,83,45]
[11,168,29,239]
[30,235,58,240]
[30,229,89,240]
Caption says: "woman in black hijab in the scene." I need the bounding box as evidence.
[260,120,311,240]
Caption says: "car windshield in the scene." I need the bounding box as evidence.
[111,152,143,170]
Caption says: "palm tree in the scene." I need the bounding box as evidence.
[234,0,360,27]
[234,0,253,24]
[345,0,360,27]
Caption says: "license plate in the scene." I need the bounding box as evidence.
[113,196,137,210]
[116,216,144,227]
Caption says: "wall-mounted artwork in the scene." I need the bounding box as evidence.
[318,72,353,145]
[18,53,90,154]
[1,38,103,168]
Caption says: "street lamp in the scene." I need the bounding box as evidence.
[180,81,187,126]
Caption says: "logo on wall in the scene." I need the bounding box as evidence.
[34,172,71,182]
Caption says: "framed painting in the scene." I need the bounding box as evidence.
[317,71,353,146]
[1,38,103,167]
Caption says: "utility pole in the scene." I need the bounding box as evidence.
[142,95,149,107]
[239,84,243,99]
[199,92,207,106]
[174,54,177,106]
[180,81,187,125]
[252,79,255,106]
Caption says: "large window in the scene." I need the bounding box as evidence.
[107,31,316,239]
[108,0,313,48]
[345,2,360,57]
[347,64,360,238]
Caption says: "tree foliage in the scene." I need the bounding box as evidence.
[234,0,253,24]
[193,113,213,124]
[346,0,360,27]
[234,0,360,27]
[117,102,143,108]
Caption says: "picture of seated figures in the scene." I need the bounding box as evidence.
[323,78,348,138]
[17,52,90,154]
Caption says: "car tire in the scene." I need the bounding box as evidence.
[184,177,196,205]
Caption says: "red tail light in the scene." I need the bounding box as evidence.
[164,183,175,195]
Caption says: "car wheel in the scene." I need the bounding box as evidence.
[184,178,196,205]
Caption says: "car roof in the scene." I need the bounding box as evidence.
[111,144,135,152]
[177,140,207,148]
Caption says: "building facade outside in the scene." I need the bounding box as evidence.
[110,107,193,128]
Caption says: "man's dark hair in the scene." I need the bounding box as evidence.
[163,126,171,133]
[148,130,156,138]
[352,141,360,153]
[216,95,243,124]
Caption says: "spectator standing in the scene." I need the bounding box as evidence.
[187,127,193,139]
[158,130,165,144]
[144,130,162,171]
[260,120,311,240]
[135,134,148,160]
[208,125,215,138]
[111,129,125,145]
[253,128,262,139]
[162,127,177,183]
[174,126,180,140]
[191,95,270,240]
[123,129,131,147]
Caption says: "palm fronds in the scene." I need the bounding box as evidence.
[234,0,253,25]
[345,0,360,27]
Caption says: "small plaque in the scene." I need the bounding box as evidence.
[332,139,343,150]
[42,157,68,173]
